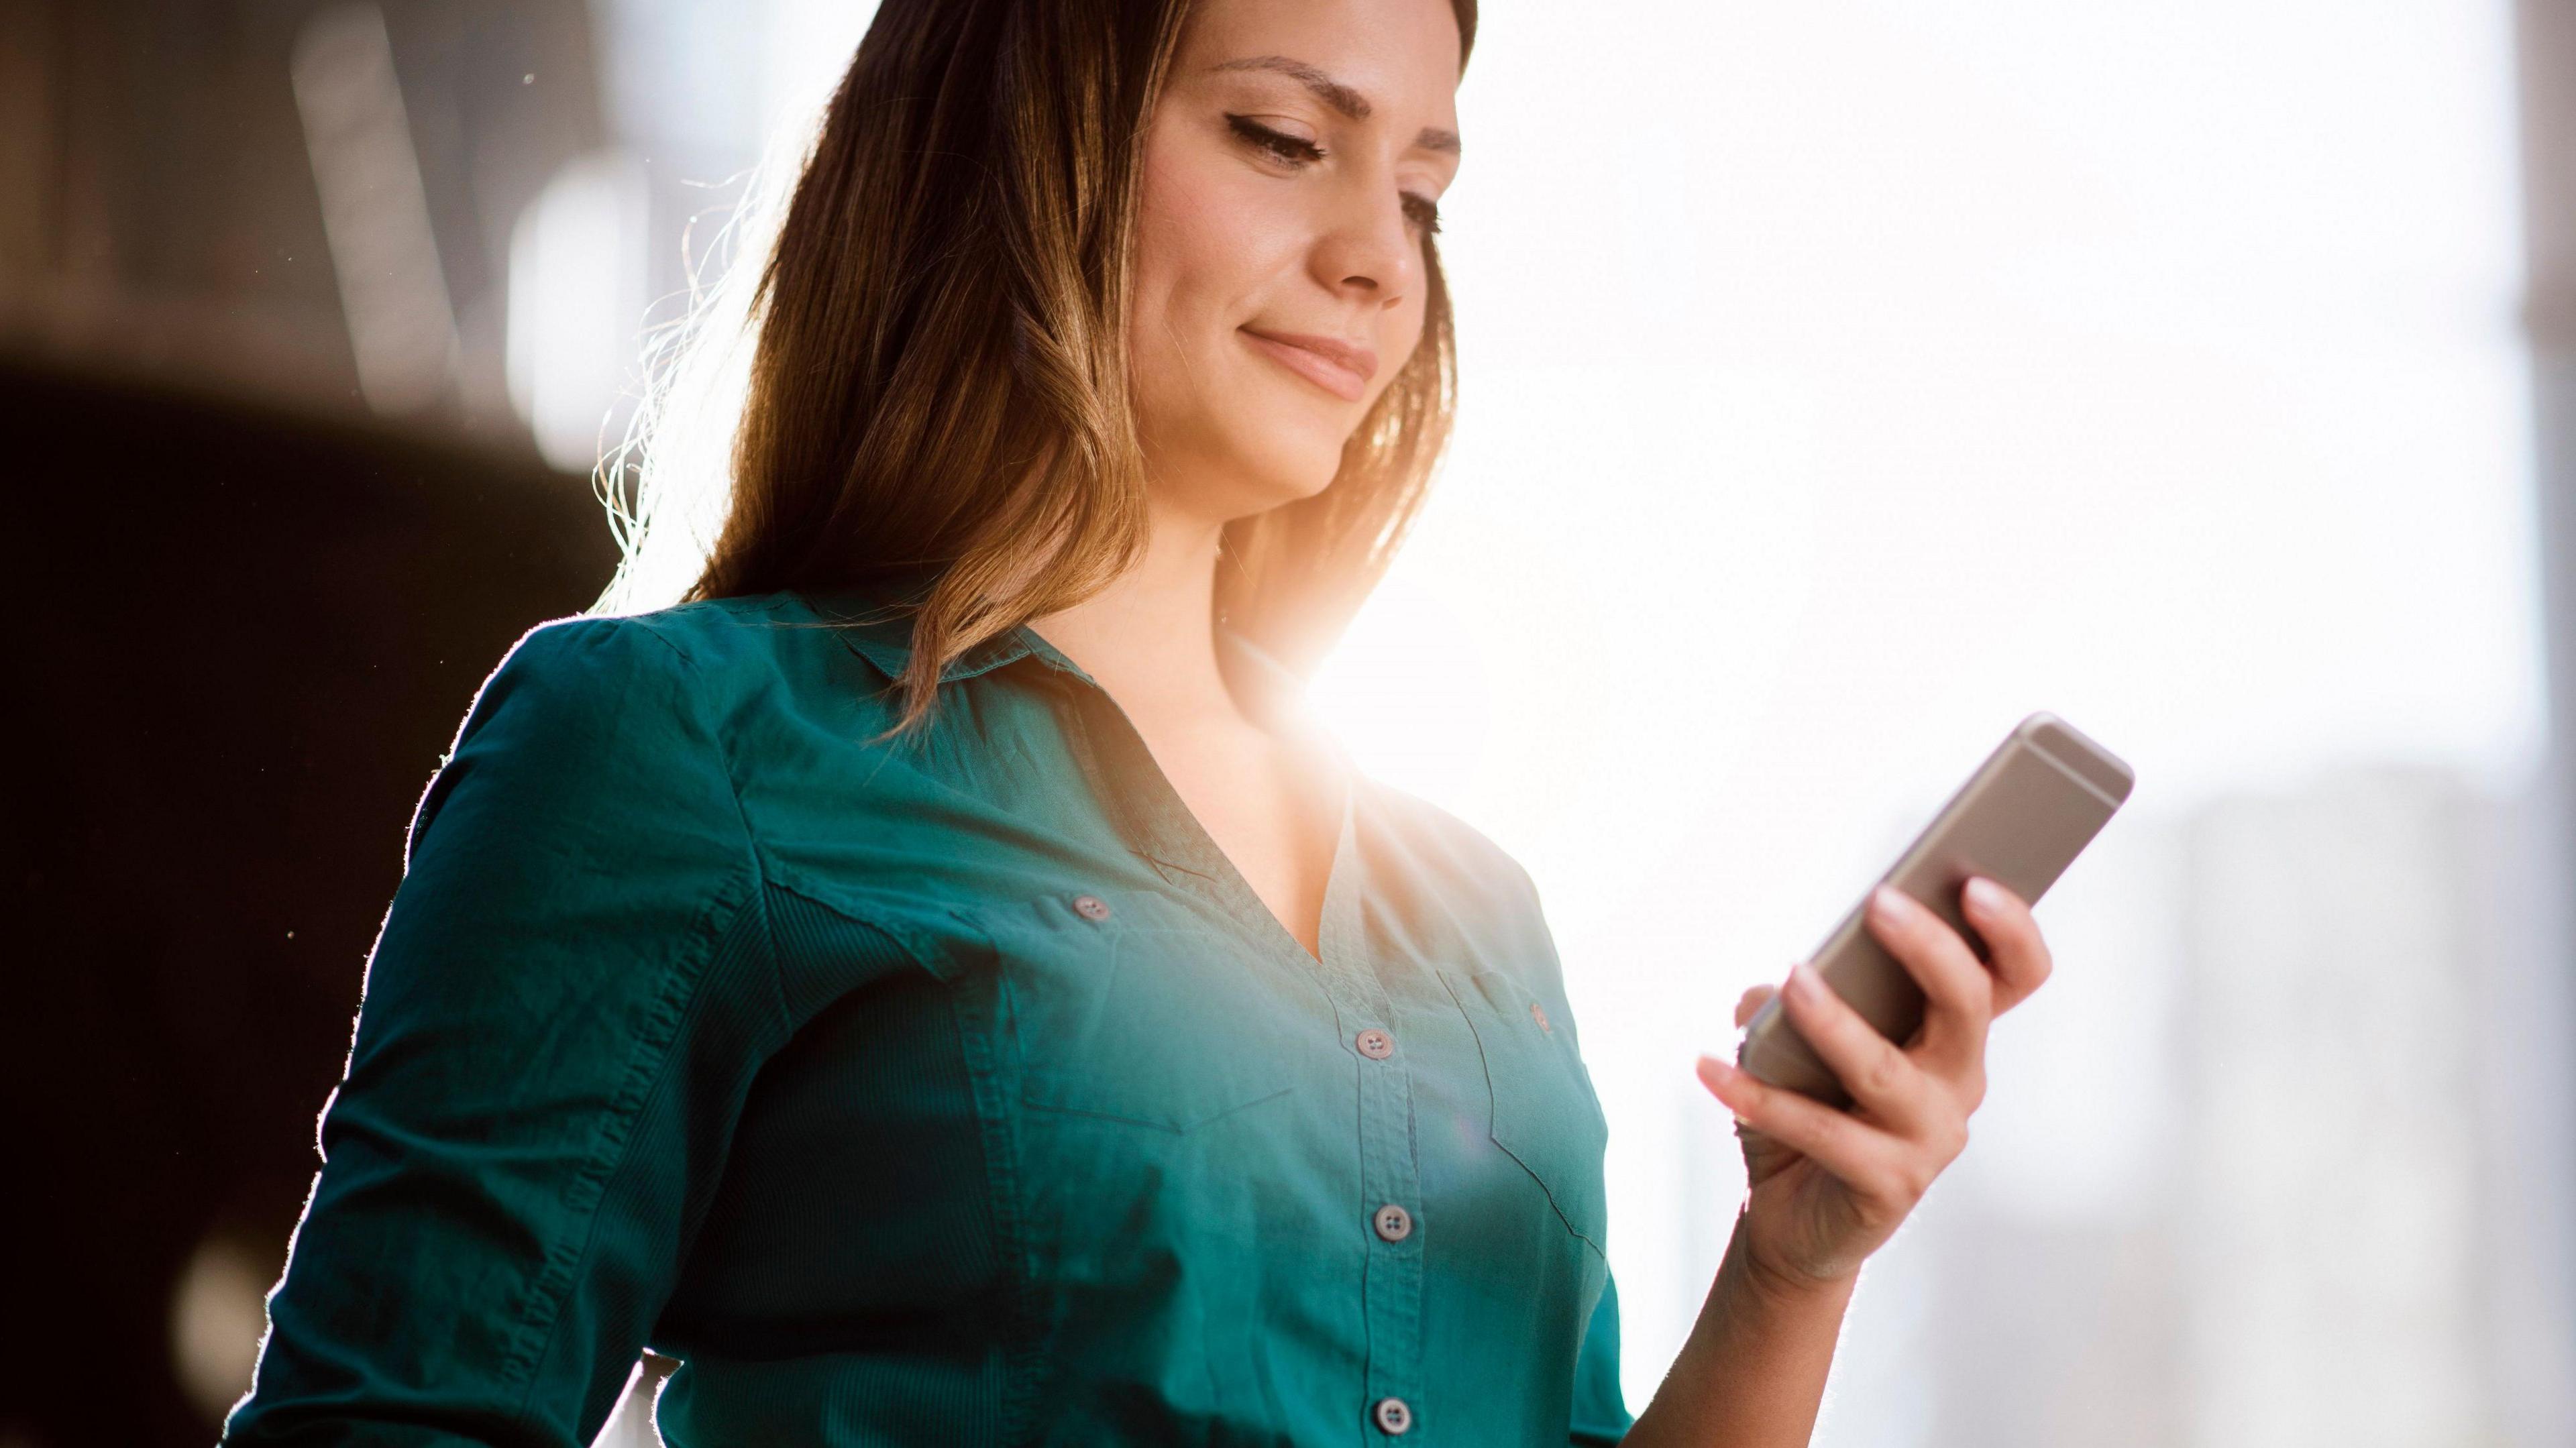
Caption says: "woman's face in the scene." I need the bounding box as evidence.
[1128,0,1462,526]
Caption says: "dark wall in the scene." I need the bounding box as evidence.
[1,356,618,1445]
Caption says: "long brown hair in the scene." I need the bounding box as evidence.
[671,0,1475,733]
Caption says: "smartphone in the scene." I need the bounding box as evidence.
[1736,712,2135,1106]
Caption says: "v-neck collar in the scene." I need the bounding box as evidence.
[792,573,1364,964]
[1069,667,1360,968]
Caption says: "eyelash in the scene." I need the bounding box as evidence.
[1224,114,1443,236]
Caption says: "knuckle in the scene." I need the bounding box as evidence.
[1876,1164,1926,1207]
[1860,1048,1907,1103]
[1802,1109,1847,1158]
[1960,964,1996,1008]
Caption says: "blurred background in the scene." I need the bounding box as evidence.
[6,1,2575,1445]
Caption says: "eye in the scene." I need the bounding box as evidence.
[1401,192,1442,236]
[1226,113,1325,167]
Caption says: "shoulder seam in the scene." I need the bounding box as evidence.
[632,614,788,1034]
[490,611,787,1418]
[602,610,705,671]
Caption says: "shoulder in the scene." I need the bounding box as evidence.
[439,592,916,833]
[451,610,705,774]
[570,591,817,685]
[432,594,834,813]
[1364,777,1534,889]
[473,592,851,736]
[408,604,783,870]
[1356,775,1553,948]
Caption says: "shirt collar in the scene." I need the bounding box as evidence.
[794,571,1301,708]
[786,563,1057,687]
[796,569,1353,800]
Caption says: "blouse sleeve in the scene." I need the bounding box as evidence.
[1569,1268,1634,1445]
[225,616,784,1447]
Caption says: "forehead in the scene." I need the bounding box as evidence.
[1175,0,1462,122]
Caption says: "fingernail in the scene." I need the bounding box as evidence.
[1869,885,1910,922]
[1696,1056,1754,1123]
[1964,877,2004,913]
[1786,962,1822,999]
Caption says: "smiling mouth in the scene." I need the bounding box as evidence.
[1239,328,1376,402]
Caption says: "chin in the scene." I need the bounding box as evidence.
[1227,438,1347,512]
[1148,421,1346,520]
[1236,402,1362,496]
[1145,394,1362,520]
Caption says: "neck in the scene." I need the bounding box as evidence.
[1028,500,1239,722]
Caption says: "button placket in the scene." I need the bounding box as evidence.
[1305,810,1426,1437]
[1053,663,1424,1424]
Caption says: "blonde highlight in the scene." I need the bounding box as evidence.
[633,0,1475,734]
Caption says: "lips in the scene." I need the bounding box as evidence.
[1239,327,1377,402]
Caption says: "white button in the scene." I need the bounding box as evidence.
[1373,1203,1413,1243]
[1072,894,1111,922]
[1355,1028,1394,1060]
[1373,1396,1413,1435]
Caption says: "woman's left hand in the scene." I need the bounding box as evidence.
[1695,877,2053,1292]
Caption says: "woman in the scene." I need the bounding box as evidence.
[229,0,2053,1443]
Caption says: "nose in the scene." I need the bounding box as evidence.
[1309,177,1419,309]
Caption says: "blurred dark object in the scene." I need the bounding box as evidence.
[0,353,617,1445]
[0,1,688,1439]
[0,0,598,435]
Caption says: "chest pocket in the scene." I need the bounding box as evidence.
[979,889,1301,1133]
[1441,968,1613,1256]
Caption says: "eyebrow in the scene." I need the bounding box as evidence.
[1211,54,1462,156]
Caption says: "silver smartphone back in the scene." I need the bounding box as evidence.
[1736,712,2135,1106]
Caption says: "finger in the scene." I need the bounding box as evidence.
[1695,1054,1917,1203]
[1864,886,1994,1073]
[1733,983,1778,1029]
[1776,962,1933,1131]
[1960,876,2053,1014]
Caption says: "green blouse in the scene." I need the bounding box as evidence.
[227,580,1633,1447]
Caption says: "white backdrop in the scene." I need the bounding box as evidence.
[1297,0,2549,1435]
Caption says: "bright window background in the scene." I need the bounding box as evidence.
[566,1,2575,1442]
[1300,1,2566,1441]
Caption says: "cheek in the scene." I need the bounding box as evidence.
[1134,162,1235,349]
[1127,178,1216,437]
[1130,148,1309,374]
